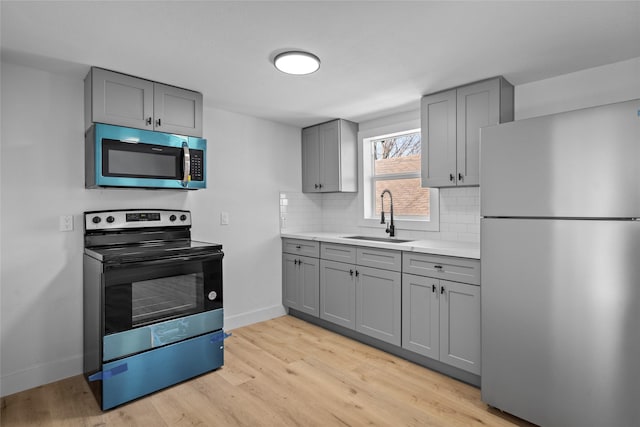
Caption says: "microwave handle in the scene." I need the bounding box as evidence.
[182,141,191,187]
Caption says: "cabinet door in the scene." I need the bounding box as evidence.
[439,280,481,375]
[356,266,401,345]
[401,274,440,359]
[299,256,320,317]
[421,89,457,188]
[319,120,340,192]
[456,79,500,186]
[302,126,320,192]
[282,254,300,310]
[320,260,355,329]
[91,68,154,130]
[153,83,203,137]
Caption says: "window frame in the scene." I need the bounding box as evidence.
[357,118,440,233]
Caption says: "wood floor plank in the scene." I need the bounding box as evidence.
[1,315,535,426]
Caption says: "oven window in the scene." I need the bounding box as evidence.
[131,273,204,326]
[103,255,222,335]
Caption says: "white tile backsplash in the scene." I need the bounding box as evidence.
[280,187,480,243]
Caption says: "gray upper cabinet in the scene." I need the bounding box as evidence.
[85,67,203,137]
[153,83,203,137]
[421,89,457,188]
[302,119,358,193]
[421,77,513,188]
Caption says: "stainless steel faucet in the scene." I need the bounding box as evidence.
[380,189,395,237]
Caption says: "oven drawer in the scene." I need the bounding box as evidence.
[103,309,223,361]
[96,330,226,410]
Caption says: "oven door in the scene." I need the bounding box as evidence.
[101,252,223,361]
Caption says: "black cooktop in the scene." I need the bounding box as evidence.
[85,240,223,264]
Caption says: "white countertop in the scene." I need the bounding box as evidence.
[281,232,480,259]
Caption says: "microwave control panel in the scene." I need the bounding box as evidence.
[190,150,204,181]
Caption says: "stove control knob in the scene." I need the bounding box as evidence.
[92,216,101,224]
[106,216,115,223]
[169,215,177,222]
[180,214,187,221]
[208,291,217,301]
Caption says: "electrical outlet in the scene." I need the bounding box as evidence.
[59,215,73,232]
[220,211,229,225]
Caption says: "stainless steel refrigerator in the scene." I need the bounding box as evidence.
[480,99,640,427]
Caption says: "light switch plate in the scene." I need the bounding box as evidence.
[220,211,229,225]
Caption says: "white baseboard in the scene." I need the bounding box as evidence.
[0,354,83,398]
[224,304,286,330]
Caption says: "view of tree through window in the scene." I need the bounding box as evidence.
[372,131,430,218]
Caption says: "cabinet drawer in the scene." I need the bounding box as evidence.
[403,253,480,285]
[321,243,356,264]
[356,247,402,272]
[282,239,319,257]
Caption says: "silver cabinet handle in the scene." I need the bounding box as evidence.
[182,141,190,187]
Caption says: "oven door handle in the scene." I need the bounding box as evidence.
[105,251,224,269]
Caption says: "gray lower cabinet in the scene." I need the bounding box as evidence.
[402,253,481,375]
[282,239,320,317]
[319,259,356,329]
[320,243,401,345]
[285,239,480,376]
[356,265,401,346]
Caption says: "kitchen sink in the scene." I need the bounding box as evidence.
[343,235,414,243]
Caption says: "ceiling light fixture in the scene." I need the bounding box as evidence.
[274,51,320,75]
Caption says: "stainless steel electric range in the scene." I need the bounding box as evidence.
[83,209,226,410]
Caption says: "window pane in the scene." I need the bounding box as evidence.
[375,178,430,217]
[373,132,421,175]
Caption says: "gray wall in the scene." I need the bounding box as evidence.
[0,60,300,396]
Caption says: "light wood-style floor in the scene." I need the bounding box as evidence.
[1,315,535,426]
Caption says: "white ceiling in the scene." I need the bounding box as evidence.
[2,1,639,128]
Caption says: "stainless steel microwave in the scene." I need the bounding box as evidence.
[85,123,206,189]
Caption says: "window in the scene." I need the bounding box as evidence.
[358,117,439,232]
[371,130,430,219]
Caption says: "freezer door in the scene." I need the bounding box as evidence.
[481,218,640,427]
[480,99,640,218]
